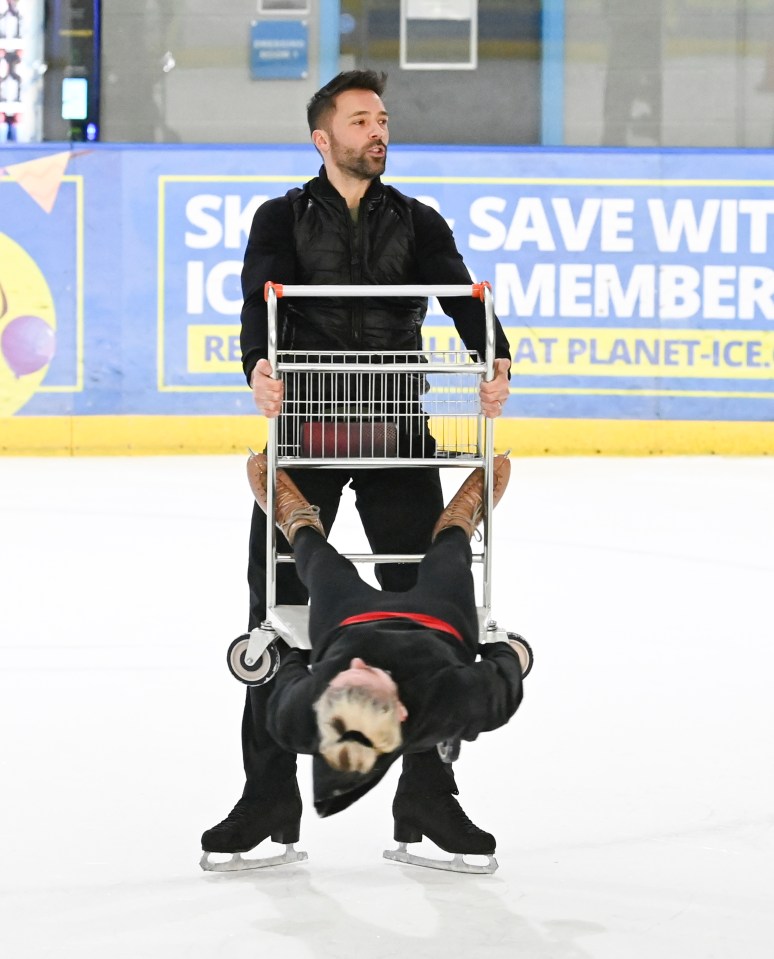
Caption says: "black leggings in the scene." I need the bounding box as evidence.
[247,466,445,627]
[294,525,479,655]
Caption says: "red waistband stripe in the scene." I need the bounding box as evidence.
[338,611,464,643]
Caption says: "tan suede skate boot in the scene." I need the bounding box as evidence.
[432,454,511,541]
[246,453,326,545]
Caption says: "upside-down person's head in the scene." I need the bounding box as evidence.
[314,658,408,773]
[307,70,390,178]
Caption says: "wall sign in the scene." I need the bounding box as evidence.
[250,19,308,80]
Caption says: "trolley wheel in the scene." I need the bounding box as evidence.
[226,634,281,686]
[437,738,461,764]
[507,632,534,678]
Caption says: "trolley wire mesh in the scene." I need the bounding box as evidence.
[274,349,486,463]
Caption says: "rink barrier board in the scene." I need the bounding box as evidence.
[1,416,772,456]
[2,145,774,437]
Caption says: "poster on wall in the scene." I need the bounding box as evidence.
[1,143,773,447]
[0,0,44,142]
[153,149,774,426]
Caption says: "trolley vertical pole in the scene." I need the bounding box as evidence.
[482,283,496,619]
[265,285,279,613]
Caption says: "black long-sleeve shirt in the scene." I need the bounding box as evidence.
[266,627,523,817]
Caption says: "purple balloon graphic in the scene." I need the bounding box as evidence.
[1,314,56,377]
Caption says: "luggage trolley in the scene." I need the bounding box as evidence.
[226,281,531,690]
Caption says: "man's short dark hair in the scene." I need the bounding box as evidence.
[307,69,388,135]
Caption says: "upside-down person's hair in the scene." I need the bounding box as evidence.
[306,69,388,135]
[314,684,403,774]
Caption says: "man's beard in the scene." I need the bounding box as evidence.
[329,136,387,180]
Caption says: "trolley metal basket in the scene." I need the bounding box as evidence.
[226,282,519,686]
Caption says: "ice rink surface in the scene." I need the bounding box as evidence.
[1,454,773,959]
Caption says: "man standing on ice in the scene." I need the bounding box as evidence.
[201,68,512,871]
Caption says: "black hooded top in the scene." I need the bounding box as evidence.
[265,621,523,817]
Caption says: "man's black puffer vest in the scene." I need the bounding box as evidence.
[280,170,428,352]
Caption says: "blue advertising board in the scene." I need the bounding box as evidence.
[1,143,773,453]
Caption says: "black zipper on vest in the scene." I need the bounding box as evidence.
[349,199,365,345]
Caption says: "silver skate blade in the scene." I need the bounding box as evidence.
[199,844,308,873]
[383,843,498,875]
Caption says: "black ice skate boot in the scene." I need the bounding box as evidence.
[247,453,326,545]
[200,783,306,872]
[432,454,511,541]
[391,789,496,857]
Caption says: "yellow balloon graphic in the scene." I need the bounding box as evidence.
[0,233,57,416]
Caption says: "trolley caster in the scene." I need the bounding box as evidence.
[226,634,281,686]
[507,632,534,678]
